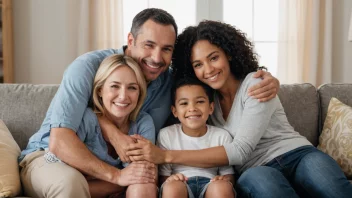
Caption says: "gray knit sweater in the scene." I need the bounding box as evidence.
[210,72,311,173]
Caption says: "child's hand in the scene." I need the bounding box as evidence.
[211,175,231,182]
[166,173,188,182]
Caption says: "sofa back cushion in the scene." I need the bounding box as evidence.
[278,83,319,146]
[0,84,59,150]
[0,83,323,149]
[318,84,352,133]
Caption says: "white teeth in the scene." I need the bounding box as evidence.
[187,115,201,119]
[208,74,219,81]
[147,63,160,69]
[113,102,128,107]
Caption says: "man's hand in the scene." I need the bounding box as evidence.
[165,173,188,183]
[115,161,156,186]
[126,135,166,164]
[248,70,280,102]
[98,116,136,163]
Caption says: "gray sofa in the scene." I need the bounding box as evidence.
[0,83,351,197]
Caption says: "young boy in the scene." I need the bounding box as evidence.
[158,78,236,198]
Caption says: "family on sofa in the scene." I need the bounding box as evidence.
[11,8,352,198]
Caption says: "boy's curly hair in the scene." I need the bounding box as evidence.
[172,20,262,81]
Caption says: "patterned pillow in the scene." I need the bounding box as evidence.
[0,120,21,197]
[318,97,352,177]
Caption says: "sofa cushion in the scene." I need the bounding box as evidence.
[0,120,21,197]
[0,84,59,150]
[318,97,352,177]
[278,83,319,146]
[318,84,352,133]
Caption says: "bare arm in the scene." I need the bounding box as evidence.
[127,136,229,168]
[98,116,136,163]
[50,128,120,183]
[49,128,155,185]
[165,147,228,167]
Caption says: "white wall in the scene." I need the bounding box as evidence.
[332,0,352,83]
[13,0,81,84]
[13,0,352,84]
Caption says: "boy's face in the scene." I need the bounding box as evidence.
[172,85,214,134]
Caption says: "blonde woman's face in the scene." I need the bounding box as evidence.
[100,65,140,120]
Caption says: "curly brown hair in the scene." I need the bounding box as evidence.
[172,20,262,81]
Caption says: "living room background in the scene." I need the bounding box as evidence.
[12,0,352,85]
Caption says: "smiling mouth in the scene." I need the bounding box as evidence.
[186,115,201,119]
[113,102,129,107]
[206,73,220,81]
[142,60,164,70]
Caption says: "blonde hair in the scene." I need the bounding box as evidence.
[93,54,147,121]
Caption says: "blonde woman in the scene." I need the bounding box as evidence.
[19,54,157,198]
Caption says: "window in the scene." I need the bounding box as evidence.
[122,0,196,42]
[223,0,279,75]
[122,0,279,75]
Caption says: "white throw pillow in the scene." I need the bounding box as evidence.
[0,120,21,197]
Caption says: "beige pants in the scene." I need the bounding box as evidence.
[20,151,90,198]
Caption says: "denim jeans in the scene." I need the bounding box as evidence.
[186,176,211,198]
[159,176,210,198]
[236,145,352,198]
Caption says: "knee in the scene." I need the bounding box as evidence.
[205,180,235,198]
[126,183,157,198]
[237,166,285,195]
[295,150,342,183]
[162,181,188,197]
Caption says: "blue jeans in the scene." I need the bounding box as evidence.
[186,176,211,198]
[236,146,352,198]
[159,176,211,198]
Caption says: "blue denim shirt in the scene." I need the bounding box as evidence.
[20,46,172,160]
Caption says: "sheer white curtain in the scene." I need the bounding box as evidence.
[277,0,333,86]
[68,0,124,56]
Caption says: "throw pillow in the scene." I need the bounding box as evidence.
[0,120,21,197]
[318,97,352,178]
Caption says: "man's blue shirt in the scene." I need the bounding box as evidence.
[20,47,172,160]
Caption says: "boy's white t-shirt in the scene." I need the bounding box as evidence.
[157,124,234,179]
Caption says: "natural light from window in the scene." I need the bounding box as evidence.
[223,0,279,75]
[122,0,279,76]
[122,0,196,43]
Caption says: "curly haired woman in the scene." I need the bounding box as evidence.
[127,20,352,198]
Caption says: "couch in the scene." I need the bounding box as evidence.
[0,83,351,197]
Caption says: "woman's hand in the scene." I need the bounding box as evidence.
[97,115,136,163]
[116,161,156,186]
[126,135,166,164]
[248,70,280,102]
[165,173,188,183]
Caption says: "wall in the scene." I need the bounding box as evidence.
[13,0,352,84]
[332,0,352,83]
[13,0,81,84]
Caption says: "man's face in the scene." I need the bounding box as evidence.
[127,19,176,82]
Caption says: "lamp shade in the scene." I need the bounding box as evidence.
[349,12,352,41]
